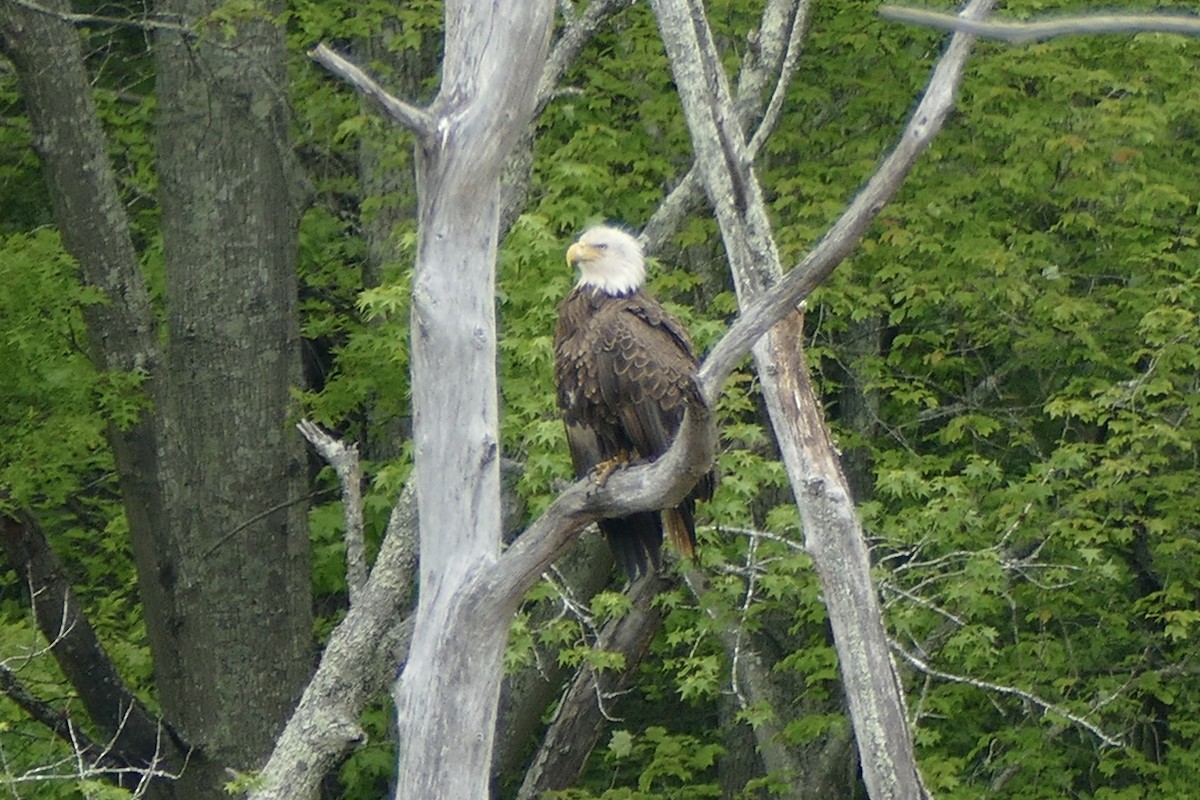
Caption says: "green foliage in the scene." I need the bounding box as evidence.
[792,3,1200,796]
[0,71,52,232]
[545,727,723,799]
[5,0,1200,797]
[0,230,116,511]
[337,700,397,800]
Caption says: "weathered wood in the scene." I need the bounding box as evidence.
[880,5,1200,43]
[649,0,996,796]
[389,2,555,797]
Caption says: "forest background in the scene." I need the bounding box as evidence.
[1,0,1199,798]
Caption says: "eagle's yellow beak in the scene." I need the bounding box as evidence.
[566,241,596,266]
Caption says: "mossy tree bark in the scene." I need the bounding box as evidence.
[2,1,314,796]
[151,3,313,795]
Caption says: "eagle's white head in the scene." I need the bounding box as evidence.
[566,225,646,295]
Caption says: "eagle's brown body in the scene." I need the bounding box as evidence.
[554,226,715,578]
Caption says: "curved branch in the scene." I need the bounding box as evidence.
[491,388,715,601]
[698,0,996,406]
[879,6,1200,44]
[308,43,435,139]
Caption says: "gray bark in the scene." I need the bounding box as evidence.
[153,2,312,794]
[381,3,556,796]
[649,0,997,797]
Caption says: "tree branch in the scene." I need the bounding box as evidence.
[308,43,435,139]
[298,420,368,602]
[0,664,111,767]
[890,640,1124,747]
[642,0,812,252]
[535,0,633,113]
[698,0,998,406]
[490,386,715,601]
[879,6,1200,44]
[648,1,997,798]
[0,510,187,792]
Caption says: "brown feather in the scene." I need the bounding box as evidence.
[555,282,717,578]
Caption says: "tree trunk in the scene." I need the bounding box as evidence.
[3,2,314,793]
[389,2,555,796]
[649,0,994,796]
[152,3,312,794]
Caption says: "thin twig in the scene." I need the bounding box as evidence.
[201,489,326,560]
[890,640,1124,747]
[5,0,193,35]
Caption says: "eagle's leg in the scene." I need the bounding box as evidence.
[591,451,630,488]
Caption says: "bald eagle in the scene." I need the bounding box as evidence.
[554,225,716,579]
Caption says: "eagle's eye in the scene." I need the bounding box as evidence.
[593,242,608,250]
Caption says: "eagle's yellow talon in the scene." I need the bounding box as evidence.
[591,451,630,488]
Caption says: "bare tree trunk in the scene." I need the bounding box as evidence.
[387,3,555,796]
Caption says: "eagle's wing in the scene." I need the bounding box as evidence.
[590,296,700,461]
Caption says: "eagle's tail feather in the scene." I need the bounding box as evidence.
[664,502,697,561]
[600,513,662,580]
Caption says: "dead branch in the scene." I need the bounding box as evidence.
[890,640,1124,747]
[308,44,434,138]
[880,6,1200,44]
[298,419,368,602]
